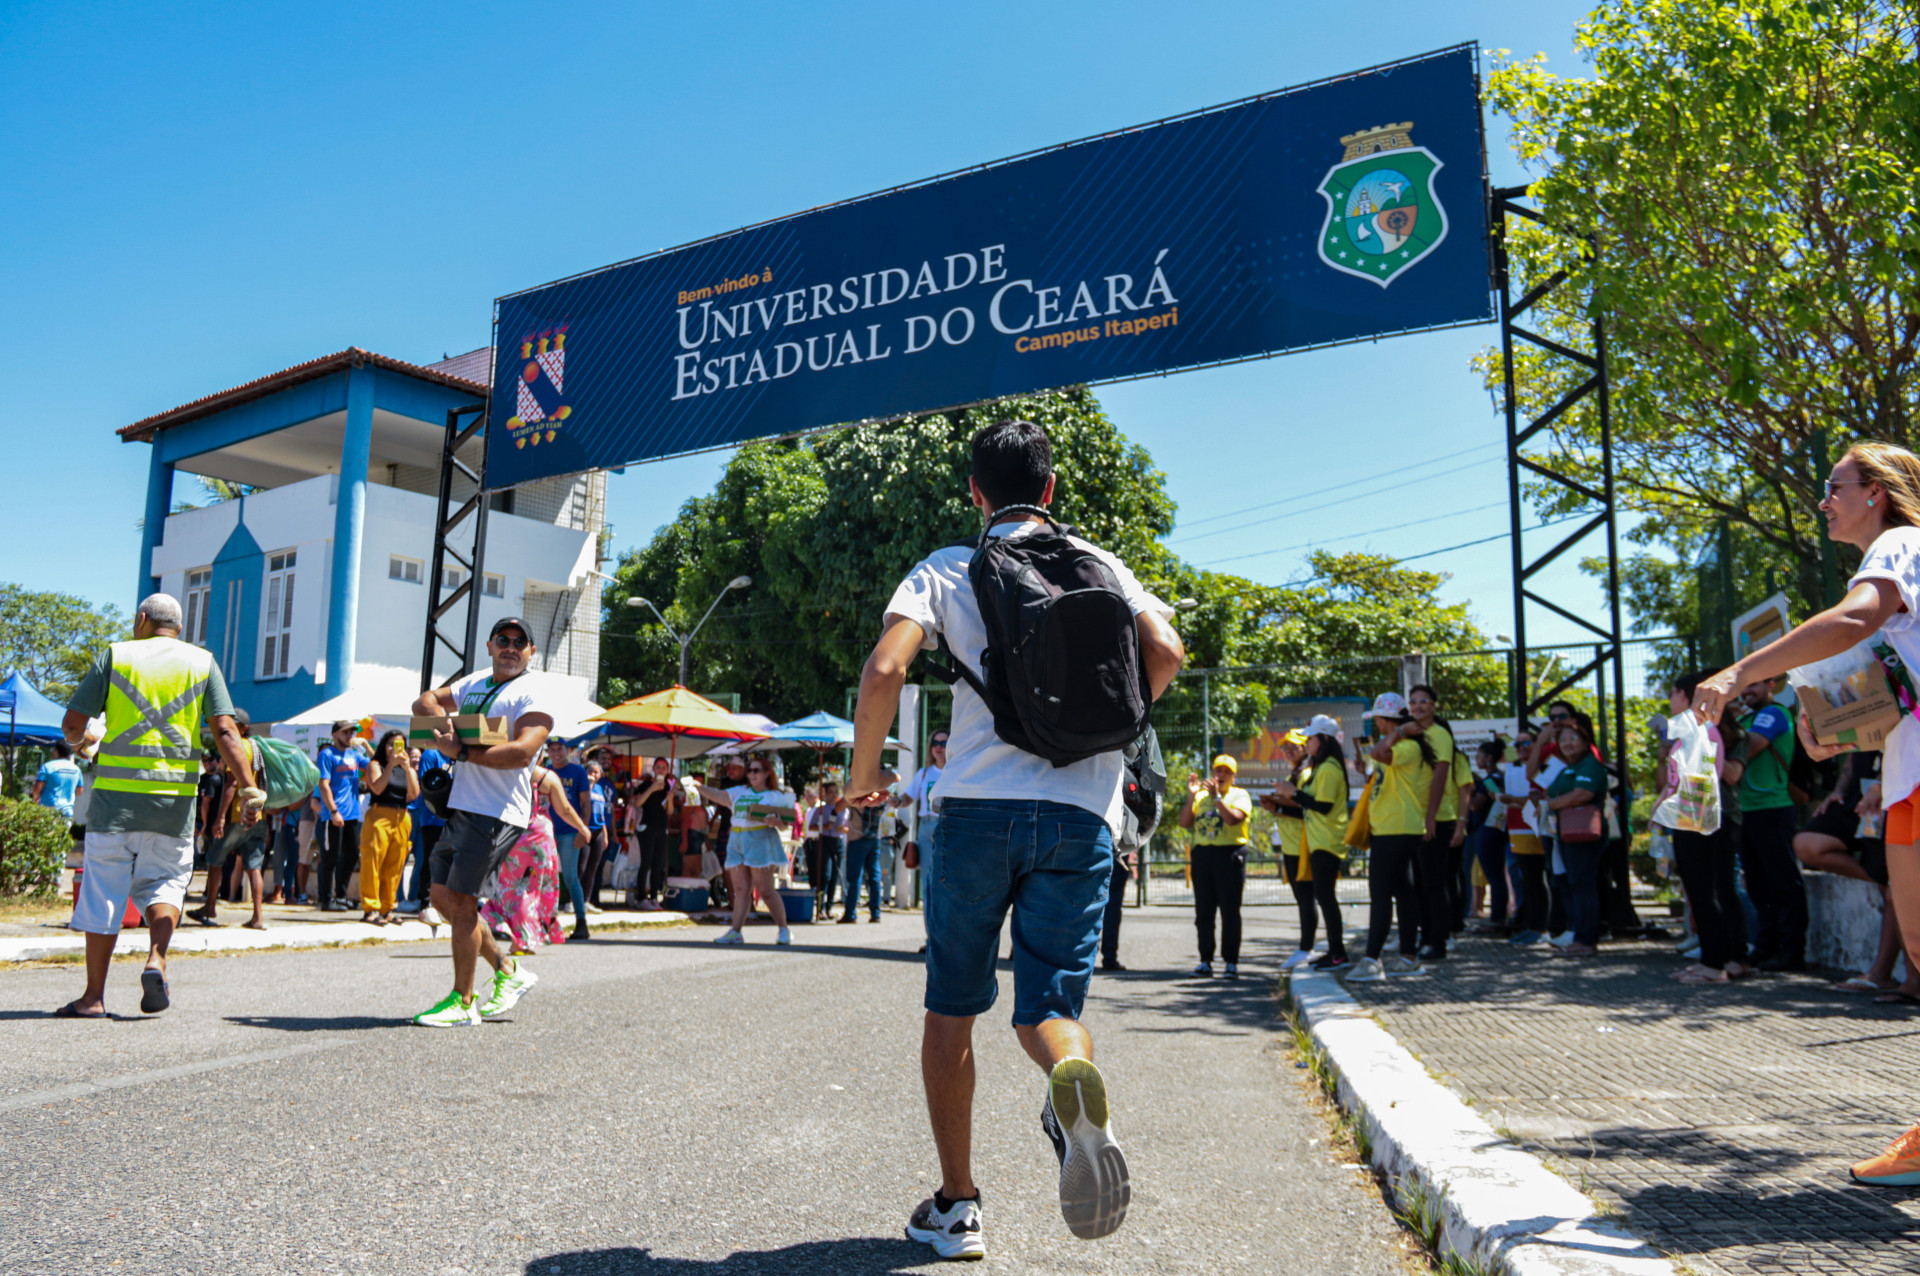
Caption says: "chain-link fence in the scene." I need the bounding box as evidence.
[882,636,1686,911]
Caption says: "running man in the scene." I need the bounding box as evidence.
[849,418,1185,1260]
[409,617,553,1027]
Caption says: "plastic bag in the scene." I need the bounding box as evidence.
[1652,710,1720,835]
[609,849,638,890]
[1786,642,1886,708]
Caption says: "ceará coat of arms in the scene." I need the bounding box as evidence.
[1316,122,1448,288]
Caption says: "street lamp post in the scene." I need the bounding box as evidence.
[626,576,752,688]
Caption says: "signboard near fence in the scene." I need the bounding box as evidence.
[487,44,1491,488]
[1221,696,1372,795]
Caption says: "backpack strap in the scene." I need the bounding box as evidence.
[927,632,991,701]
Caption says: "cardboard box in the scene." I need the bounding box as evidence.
[409,716,451,745]
[452,714,511,745]
[1797,684,1900,750]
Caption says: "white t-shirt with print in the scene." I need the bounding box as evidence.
[445,669,555,829]
[726,785,795,832]
[883,520,1173,833]
[904,764,943,818]
[1851,525,1920,806]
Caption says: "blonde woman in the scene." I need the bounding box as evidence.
[1691,442,1920,1186]
[700,757,797,946]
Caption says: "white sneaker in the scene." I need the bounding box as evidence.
[1381,953,1423,975]
[776,927,792,946]
[1548,930,1576,949]
[1282,950,1314,971]
[1345,957,1385,983]
[906,1193,985,1260]
[583,902,604,915]
[1042,1058,1130,1239]
[714,929,745,945]
[479,959,538,1018]
[421,906,446,927]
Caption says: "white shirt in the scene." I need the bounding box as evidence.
[445,669,555,828]
[1503,758,1564,834]
[1852,525,1920,806]
[883,520,1172,833]
[904,764,943,819]
[726,785,795,832]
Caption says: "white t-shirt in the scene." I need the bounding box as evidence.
[904,764,943,818]
[883,520,1173,833]
[1503,758,1564,834]
[445,669,556,828]
[1851,525,1920,806]
[726,785,795,832]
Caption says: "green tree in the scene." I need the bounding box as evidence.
[0,584,127,700]
[1477,0,1920,634]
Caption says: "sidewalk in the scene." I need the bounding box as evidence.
[1340,929,1920,1276]
[0,894,694,962]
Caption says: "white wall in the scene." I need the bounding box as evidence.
[152,473,601,712]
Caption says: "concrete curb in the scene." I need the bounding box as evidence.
[0,911,694,964]
[1287,969,1676,1276]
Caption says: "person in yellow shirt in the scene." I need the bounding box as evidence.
[1177,754,1252,978]
[1348,691,1434,983]
[1407,683,1460,962]
[1262,731,1314,971]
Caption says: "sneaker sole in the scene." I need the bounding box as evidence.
[414,1013,481,1028]
[481,970,539,1020]
[1851,1165,1920,1186]
[1049,1058,1130,1239]
[904,1221,986,1260]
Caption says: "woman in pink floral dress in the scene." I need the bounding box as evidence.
[484,763,591,954]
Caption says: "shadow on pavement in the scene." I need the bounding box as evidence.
[628,938,931,965]
[224,1014,413,1031]
[527,1239,932,1274]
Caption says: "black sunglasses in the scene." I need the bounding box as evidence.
[491,634,530,650]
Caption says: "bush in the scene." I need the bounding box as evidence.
[0,797,68,896]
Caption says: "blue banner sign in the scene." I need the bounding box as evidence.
[489,45,1490,487]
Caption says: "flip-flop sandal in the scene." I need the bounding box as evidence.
[54,1000,106,1019]
[139,969,170,1014]
[241,920,268,931]
[1838,976,1896,993]
[1873,990,1920,1006]
[188,910,221,928]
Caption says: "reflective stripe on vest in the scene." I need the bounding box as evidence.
[95,637,215,798]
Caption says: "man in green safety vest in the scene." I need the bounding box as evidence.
[56,593,257,1018]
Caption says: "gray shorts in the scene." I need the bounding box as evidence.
[431,809,523,897]
[206,825,268,872]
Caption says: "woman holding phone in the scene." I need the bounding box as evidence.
[359,731,418,925]
[1689,441,1920,1186]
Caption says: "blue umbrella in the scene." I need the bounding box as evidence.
[763,711,901,751]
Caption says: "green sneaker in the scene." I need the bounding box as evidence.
[414,989,481,1029]
[479,958,539,1019]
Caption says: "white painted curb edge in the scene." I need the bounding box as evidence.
[0,911,694,964]
[1288,969,1676,1276]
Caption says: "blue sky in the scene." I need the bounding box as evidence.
[1,0,1615,650]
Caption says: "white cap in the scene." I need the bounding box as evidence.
[1307,714,1343,738]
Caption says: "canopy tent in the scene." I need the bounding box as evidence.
[701,714,784,756]
[584,686,772,762]
[0,671,71,747]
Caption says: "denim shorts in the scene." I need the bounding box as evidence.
[925,798,1112,1026]
[725,826,786,870]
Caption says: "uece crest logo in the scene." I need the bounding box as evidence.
[1315,122,1449,288]
[506,326,571,449]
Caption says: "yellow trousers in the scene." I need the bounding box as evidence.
[359,805,412,912]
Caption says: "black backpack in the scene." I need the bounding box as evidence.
[1121,723,1167,838]
[930,507,1151,768]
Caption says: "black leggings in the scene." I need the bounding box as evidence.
[1366,833,1421,959]
[1513,853,1549,933]
[1285,854,1317,952]
[1673,826,1748,970]
[1310,850,1347,959]
[1191,844,1247,964]
[1414,821,1458,951]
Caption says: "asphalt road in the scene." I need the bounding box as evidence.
[0,905,1409,1275]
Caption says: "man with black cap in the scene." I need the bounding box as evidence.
[409,616,554,1027]
[315,718,367,911]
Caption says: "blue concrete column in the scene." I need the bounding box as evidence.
[326,364,375,697]
[139,449,174,604]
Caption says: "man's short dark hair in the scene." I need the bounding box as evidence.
[52,740,71,759]
[971,419,1052,510]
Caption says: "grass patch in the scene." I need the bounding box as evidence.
[0,893,68,926]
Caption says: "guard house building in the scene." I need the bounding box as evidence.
[121,348,606,721]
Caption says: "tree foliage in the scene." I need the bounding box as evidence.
[1477,0,1920,634]
[601,388,1500,734]
[0,584,126,700]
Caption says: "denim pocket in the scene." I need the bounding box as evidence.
[935,812,1017,906]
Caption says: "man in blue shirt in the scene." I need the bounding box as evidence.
[32,742,83,821]
[548,741,592,937]
[399,744,449,914]
[315,721,366,912]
